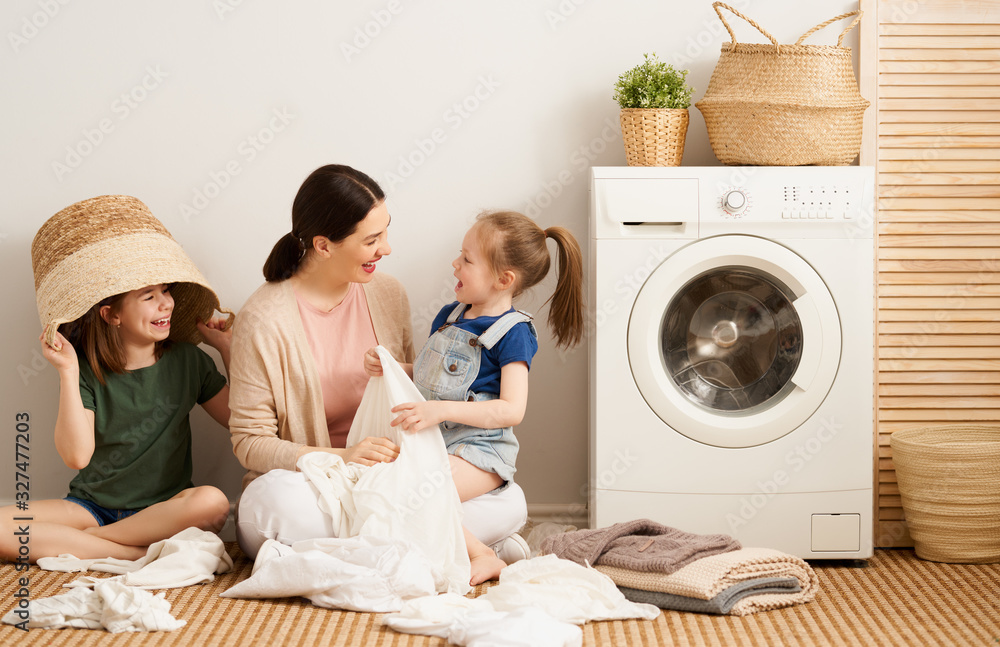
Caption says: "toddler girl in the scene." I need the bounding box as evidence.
[366,210,583,584]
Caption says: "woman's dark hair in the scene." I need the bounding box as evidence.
[263,164,386,282]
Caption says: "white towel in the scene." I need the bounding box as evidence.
[481,555,661,624]
[221,535,439,612]
[383,555,658,643]
[384,596,583,647]
[449,608,584,647]
[1,579,184,632]
[37,527,233,590]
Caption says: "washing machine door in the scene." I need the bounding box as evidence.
[628,235,841,448]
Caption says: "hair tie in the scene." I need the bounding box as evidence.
[289,231,309,261]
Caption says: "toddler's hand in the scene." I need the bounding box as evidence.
[363,347,383,377]
[39,329,78,373]
[197,316,233,352]
[390,401,445,433]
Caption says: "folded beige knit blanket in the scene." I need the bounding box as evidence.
[540,519,740,574]
[595,547,819,616]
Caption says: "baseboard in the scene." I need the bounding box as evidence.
[527,503,589,529]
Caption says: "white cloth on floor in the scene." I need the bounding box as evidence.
[37,527,232,590]
[221,535,438,612]
[450,609,583,647]
[481,555,660,624]
[1,579,184,633]
[383,555,658,643]
[383,593,494,638]
[383,595,583,647]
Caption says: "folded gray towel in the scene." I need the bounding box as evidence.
[618,577,801,615]
[540,519,741,574]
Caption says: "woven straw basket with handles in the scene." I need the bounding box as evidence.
[696,2,870,166]
[32,195,232,348]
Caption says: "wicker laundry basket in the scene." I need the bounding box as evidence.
[620,108,689,167]
[695,3,869,166]
[890,425,1000,564]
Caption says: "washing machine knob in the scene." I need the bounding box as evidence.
[724,190,748,213]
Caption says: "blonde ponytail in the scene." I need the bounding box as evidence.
[543,227,584,349]
[474,211,585,350]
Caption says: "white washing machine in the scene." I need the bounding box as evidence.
[589,166,874,560]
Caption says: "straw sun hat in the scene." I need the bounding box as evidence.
[32,195,232,348]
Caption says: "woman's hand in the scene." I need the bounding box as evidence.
[40,329,78,374]
[363,347,383,377]
[341,436,400,466]
[390,401,448,433]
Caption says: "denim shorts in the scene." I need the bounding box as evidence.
[65,496,141,527]
[442,392,519,488]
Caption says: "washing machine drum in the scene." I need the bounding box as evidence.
[663,268,802,412]
[628,235,841,448]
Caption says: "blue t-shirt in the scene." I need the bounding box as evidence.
[429,302,538,395]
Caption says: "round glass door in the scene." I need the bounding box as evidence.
[628,235,841,448]
[663,268,803,414]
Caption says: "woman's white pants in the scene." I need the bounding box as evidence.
[236,468,528,560]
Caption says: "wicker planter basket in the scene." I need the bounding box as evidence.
[620,108,689,167]
[890,425,1000,564]
[695,3,869,166]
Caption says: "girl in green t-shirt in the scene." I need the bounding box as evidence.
[1,283,232,562]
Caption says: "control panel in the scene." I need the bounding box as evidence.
[781,184,856,220]
[592,166,874,240]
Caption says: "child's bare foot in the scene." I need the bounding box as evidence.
[469,552,506,585]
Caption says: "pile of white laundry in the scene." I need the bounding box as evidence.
[384,554,661,646]
[1,527,231,632]
[221,348,661,643]
[225,345,472,604]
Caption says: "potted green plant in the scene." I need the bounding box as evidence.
[614,53,694,166]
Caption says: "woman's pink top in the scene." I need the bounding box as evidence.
[295,283,378,448]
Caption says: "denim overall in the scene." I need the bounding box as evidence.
[413,303,537,486]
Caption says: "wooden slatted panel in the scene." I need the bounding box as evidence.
[863,0,1000,548]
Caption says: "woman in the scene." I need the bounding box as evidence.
[229,164,527,565]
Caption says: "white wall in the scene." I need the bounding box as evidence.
[0,0,860,518]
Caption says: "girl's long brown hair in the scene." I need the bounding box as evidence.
[64,291,171,385]
[474,211,584,349]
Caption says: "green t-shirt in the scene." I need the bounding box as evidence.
[68,342,227,510]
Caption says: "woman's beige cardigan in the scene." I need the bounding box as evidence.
[228,273,415,489]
